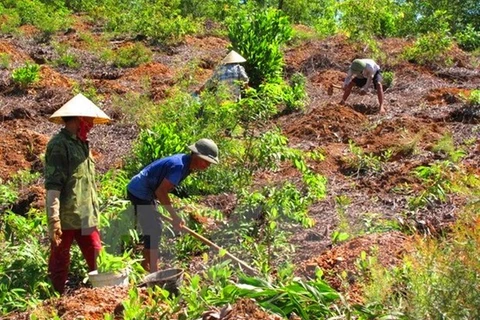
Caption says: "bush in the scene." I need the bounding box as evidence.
[0,5,21,34]
[339,0,403,39]
[455,25,480,52]
[403,31,453,65]
[52,42,80,69]
[382,71,395,89]
[0,211,53,314]
[104,0,199,45]
[15,0,71,38]
[467,89,480,105]
[111,43,152,68]
[11,62,41,87]
[227,7,293,87]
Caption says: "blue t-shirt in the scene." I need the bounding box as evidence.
[127,154,192,201]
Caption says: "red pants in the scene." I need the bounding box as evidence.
[48,227,102,294]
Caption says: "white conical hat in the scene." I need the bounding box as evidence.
[221,50,246,64]
[49,93,111,124]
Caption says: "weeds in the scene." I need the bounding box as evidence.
[467,89,480,105]
[408,160,455,209]
[332,195,352,244]
[402,30,453,65]
[382,70,395,89]
[52,42,79,69]
[105,43,153,68]
[343,141,392,176]
[0,53,10,69]
[431,133,466,163]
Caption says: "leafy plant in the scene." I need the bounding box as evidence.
[0,53,10,69]
[110,43,152,68]
[52,42,79,69]
[381,70,394,89]
[403,29,453,65]
[431,133,466,163]
[0,211,52,314]
[11,62,41,87]
[332,195,352,244]
[408,160,455,209]
[227,7,293,86]
[71,80,102,103]
[96,248,138,274]
[229,274,340,319]
[343,141,392,176]
[282,72,308,113]
[467,89,480,105]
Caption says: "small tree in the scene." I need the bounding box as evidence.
[227,6,293,87]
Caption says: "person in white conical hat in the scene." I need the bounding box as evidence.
[44,93,111,294]
[197,49,249,101]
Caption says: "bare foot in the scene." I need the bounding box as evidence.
[379,106,386,114]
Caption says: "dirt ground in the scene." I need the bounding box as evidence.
[1,18,479,319]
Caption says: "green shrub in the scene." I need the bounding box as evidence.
[111,43,152,68]
[468,89,480,105]
[0,5,21,34]
[455,25,480,51]
[382,70,395,89]
[15,0,71,39]
[408,160,455,209]
[0,53,10,69]
[227,7,293,87]
[283,72,308,113]
[179,0,240,21]
[403,31,453,65]
[339,0,402,39]
[52,42,80,69]
[313,0,338,38]
[105,0,199,45]
[0,211,53,314]
[11,62,41,87]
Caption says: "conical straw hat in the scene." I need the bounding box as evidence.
[221,50,246,64]
[49,93,111,124]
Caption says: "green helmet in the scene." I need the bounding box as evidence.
[351,59,366,73]
[188,138,219,164]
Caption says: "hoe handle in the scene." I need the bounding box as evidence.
[161,215,259,275]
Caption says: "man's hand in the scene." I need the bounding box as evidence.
[171,214,185,233]
[46,190,62,247]
[48,217,62,247]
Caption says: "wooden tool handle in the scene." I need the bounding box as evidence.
[162,215,259,275]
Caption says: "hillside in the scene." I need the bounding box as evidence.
[1,12,479,320]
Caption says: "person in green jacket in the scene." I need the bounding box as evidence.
[44,93,111,294]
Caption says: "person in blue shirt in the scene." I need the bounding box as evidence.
[127,138,219,272]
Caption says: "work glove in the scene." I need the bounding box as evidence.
[46,190,62,247]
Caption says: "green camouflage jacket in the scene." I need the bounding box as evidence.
[44,128,99,229]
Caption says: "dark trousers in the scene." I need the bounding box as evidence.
[127,191,162,249]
